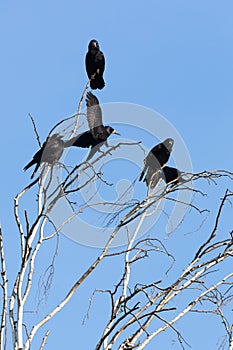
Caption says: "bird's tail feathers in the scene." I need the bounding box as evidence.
[90,76,105,90]
[23,160,35,171]
[139,169,145,182]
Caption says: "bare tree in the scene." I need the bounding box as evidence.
[0,85,233,349]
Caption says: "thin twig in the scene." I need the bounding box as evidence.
[28,113,41,147]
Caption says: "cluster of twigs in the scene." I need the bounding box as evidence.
[95,189,233,349]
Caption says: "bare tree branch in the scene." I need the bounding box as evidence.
[0,227,7,350]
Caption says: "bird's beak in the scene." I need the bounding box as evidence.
[169,139,174,146]
[113,130,121,136]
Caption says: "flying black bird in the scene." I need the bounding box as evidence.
[24,134,64,179]
[85,39,105,90]
[65,92,120,161]
[139,138,174,187]
[162,166,182,186]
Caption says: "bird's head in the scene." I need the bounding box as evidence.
[163,138,174,152]
[106,126,121,136]
[88,39,99,51]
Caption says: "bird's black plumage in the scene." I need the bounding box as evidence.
[65,92,120,161]
[85,40,105,90]
[162,166,182,185]
[139,138,174,187]
[148,170,161,189]
[24,134,64,179]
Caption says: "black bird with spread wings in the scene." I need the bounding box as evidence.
[139,138,174,188]
[24,134,64,179]
[85,39,105,90]
[65,92,120,161]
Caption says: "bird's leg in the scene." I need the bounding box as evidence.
[91,70,99,79]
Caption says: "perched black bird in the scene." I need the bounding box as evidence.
[162,166,182,186]
[139,138,174,188]
[85,39,105,90]
[65,92,120,161]
[24,134,64,179]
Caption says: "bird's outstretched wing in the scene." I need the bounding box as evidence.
[86,92,103,139]
[64,131,95,148]
[85,144,102,161]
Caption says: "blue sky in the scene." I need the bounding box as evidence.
[0,1,233,349]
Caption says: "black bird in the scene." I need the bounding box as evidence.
[65,92,120,161]
[24,134,64,179]
[139,138,174,188]
[162,166,182,186]
[85,39,105,90]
